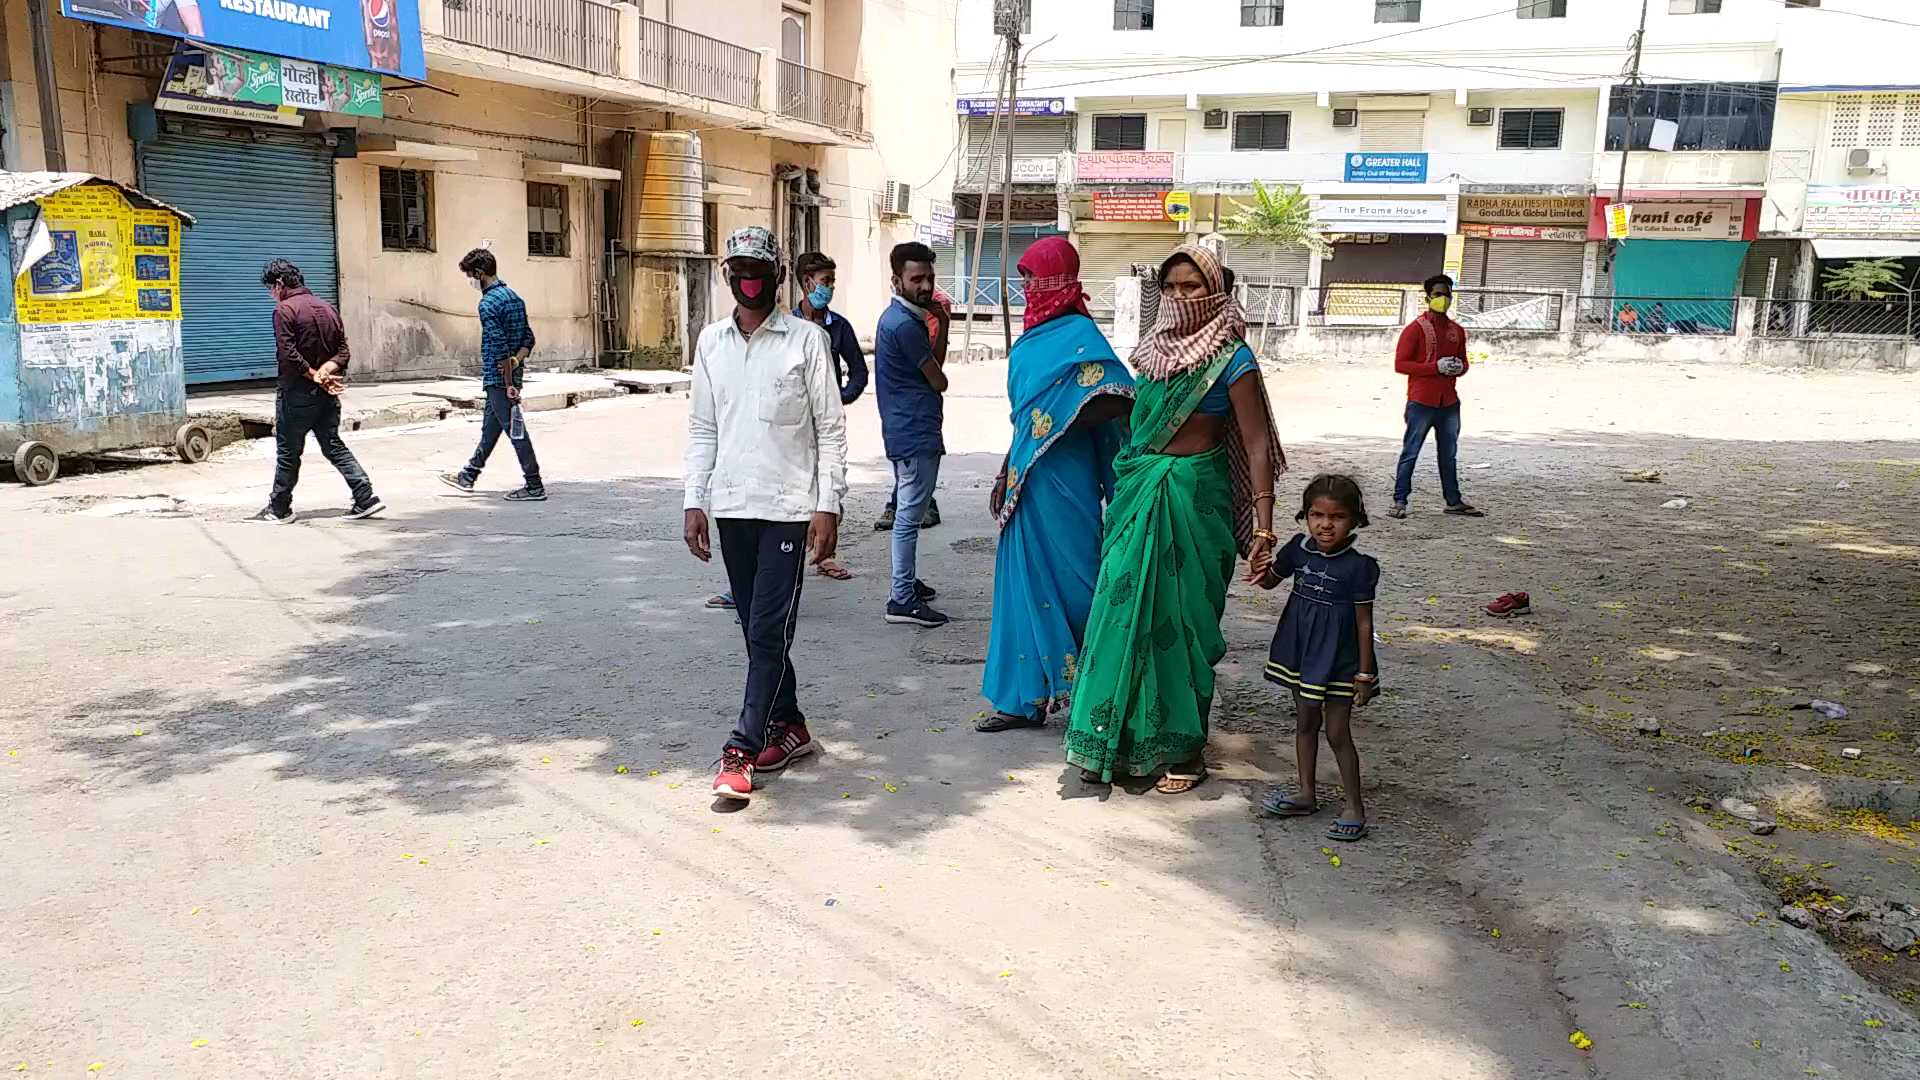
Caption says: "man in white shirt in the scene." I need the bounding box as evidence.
[684,226,848,803]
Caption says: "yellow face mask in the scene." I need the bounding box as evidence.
[1428,296,1451,314]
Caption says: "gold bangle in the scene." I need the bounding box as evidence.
[1253,492,1276,503]
[1252,529,1279,544]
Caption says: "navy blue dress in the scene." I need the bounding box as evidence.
[1264,534,1380,701]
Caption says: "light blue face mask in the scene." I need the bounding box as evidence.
[807,283,834,310]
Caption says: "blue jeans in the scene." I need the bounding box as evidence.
[460,385,542,489]
[889,453,942,604]
[1392,401,1463,506]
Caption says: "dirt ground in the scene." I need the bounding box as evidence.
[2,355,1918,1078]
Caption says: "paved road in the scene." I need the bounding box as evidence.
[3,361,1915,1078]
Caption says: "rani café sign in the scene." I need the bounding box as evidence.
[1588,198,1752,241]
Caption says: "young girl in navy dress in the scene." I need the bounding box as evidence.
[1253,474,1380,841]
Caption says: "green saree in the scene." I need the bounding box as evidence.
[1063,347,1240,782]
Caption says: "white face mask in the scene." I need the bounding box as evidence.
[468,276,484,292]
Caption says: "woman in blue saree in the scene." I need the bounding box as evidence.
[977,237,1136,733]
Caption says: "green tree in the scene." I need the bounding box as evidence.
[1821,258,1920,338]
[1222,181,1326,350]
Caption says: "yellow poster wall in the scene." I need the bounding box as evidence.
[13,184,182,324]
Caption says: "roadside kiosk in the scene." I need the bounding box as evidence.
[1,172,205,485]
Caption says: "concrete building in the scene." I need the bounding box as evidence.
[945,0,1909,342]
[0,0,956,384]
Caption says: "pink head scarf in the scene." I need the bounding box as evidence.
[1017,236,1092,331]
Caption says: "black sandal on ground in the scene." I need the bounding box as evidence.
[976,711,1044,733]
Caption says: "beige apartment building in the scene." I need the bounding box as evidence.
[0,0,956,384]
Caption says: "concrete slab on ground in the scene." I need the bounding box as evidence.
[604,370,691,394]
[407,372,625,413]
[187,381,466,432]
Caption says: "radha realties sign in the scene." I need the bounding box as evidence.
[61,0,425,79]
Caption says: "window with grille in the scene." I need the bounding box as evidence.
[1113,0,1153,30]
[1669,0,1721,13]
[1092,114,1148,150]
[1606,82,1777,152]
[1241,1,1282,26]
[1517,0,1566,17]
[527,182,568,258]
[1376,0,1420,22]
[1498,109,1564,149]
[1232,112,1291,151]
[379,168,433,252]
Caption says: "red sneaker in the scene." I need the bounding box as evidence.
[755,721,815,771]
[1485,592,1532,618]
[712,748,754,801]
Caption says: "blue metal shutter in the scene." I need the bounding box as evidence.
[138,130,338,384]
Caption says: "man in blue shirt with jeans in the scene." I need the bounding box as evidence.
[874,241,949,628]
[440,247,545,501]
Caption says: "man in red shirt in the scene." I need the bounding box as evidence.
[1389,274,1483,519]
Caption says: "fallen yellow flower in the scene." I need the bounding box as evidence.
[1568,1031,1593,1051]
[616,765,629,774]
[190,1039,209,1049]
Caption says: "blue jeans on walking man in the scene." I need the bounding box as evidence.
[459,385,542,492]
[889,452,941,604]
[1393,401,1462,506]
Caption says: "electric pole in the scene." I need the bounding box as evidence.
[957,40,1007,364]
[998,32,1020,357]
[1609,0,1650,269]
[27,0,68,172]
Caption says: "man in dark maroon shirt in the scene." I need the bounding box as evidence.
[251,259,384,524]
[1389,273,1484,520]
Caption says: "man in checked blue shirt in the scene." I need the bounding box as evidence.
[440,247,545,501]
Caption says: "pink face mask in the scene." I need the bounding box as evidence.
[738,278,765,299]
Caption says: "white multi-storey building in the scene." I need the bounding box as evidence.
[948,0,1920,339]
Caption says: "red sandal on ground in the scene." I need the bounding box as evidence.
[1485,592,1532,618]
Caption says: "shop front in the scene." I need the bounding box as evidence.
[1589,195,1760,332]
[1458,194,1590,294]
[1311,192,1457,325]
[1071,167,1191,316]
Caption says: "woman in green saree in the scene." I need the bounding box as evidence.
[1064,244,1285,792]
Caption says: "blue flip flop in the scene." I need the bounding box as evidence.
[1260,789,1320,818]
[1327,819,1370,842]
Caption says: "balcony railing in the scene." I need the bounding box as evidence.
[777,59,868,137]
[442,0,619,74]
[636,14,759,111]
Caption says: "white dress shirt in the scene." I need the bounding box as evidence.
[684,309,849,522]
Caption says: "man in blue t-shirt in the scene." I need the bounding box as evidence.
[874,241,950,628]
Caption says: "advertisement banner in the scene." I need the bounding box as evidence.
[1092,191,1174,222]
[957,97,1067,117]
[1164,190,1192,223]
[1606,204,1632,240]
[14,186,181,325]
[1803,186,1920,234]
[1616,200,1743,240]
[60,0,425,80]
[1463,223,1588,242]
[928,200,956,245]
[1342,152,1429,183]
[1076,151,1177,183]
[157,47,382,124]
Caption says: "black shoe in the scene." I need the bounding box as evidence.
[913,579,938,603]
[885,599,950,628]
[247,506,296,524]
[438,473,475,496]
[923,498,942,528]
[346,497,386,520]
[504,486,547,502]
[873,503,895,531]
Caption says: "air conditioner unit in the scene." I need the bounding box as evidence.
[881,180,912,217]
[1847,147,1887,174]
[1332,109,1358,128]
[1468,107,1495,126]
[1203,109,1228,130]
